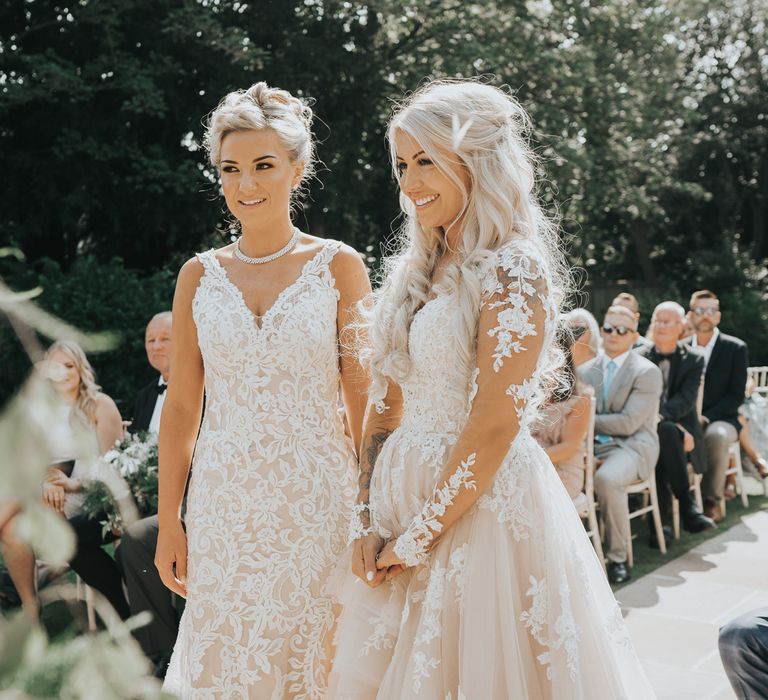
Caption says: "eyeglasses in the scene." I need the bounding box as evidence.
[602,324,635,336]
[569,325,588,339]
[691,307,718,317]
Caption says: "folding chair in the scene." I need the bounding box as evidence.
[578,396,605,571]
[626,470,667,568]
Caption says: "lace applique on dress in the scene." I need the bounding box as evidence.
[394,454,477,567]
[164,240,357,700]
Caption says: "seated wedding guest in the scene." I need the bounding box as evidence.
[685,290,747,522]
[563,307,600,367]
[578,305,662,584]
[638,302,715,544]
[3,341,129,618]
[738,400,768,482]
[612,291,653,350]
[131,311,172,434]
[115,312,181,678]
[719,608,768,699]
[0,501,37,616]
[532,326,592,501]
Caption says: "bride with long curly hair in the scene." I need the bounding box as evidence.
[329,80,656,699]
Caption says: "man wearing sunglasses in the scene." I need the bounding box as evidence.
[612,292,653,351]
[579,305,663,584]
[684,290,748,522]
[638,302,716,543]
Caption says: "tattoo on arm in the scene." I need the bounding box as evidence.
[358,429,392,492]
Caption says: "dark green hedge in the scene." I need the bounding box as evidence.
[1,257,176,417]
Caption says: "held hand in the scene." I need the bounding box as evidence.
[375,540,404,570]
[41,482,66,513]
[48,472,80,493]
[385,563,407,582]
[155,520,188,598]
[351,533,386,588]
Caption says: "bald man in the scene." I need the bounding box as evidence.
[116,311,181,677]
[132,311,172,434]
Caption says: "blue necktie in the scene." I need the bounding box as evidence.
[603,360,617,402]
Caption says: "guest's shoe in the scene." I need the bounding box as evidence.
[607,561,630,585]
[755,457,768,480]
[649,524,673,549]
[724,473,737,501]
[682,507,717,533]
[703,498,724,523]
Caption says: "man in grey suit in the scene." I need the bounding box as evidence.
[578,305,663,584]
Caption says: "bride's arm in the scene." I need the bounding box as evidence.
[377,249,551,569]
[351,380,404,586]
[332,245,373,455]
[155,258,205,597]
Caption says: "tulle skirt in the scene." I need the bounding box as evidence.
[327,429,656,699]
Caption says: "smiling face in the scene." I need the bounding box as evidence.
[688,297,721,334]
[219,128,303,229]
[601,309,638,358]
[46,349,81,398]
[393,129,471,234]
[652,307,684,345]
[145,315,172,378]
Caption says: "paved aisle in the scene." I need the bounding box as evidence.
[616,509,768,700]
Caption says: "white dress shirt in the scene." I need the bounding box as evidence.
[691,327,720,369]
[604,349,631,370]
[148,377,167,436]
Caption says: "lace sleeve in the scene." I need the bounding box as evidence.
[393,242,553,566]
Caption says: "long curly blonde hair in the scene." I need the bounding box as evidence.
[364,80,569,407]
[45,340,102,427]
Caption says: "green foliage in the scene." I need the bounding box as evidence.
[1,256,175,412]
[1,0,767,373]
[0,607,170,699]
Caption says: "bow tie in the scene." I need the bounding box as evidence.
[156,383,167,395]
[653,350,676,361]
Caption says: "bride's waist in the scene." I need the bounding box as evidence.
[398,411,466,436]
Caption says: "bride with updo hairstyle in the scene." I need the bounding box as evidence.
[156,81,370,697]
[329,80,657,698]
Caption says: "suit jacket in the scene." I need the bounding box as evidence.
[578,351,663,479]
[684,332,748,432]
[638,342,707,473]
[131,378,161,433]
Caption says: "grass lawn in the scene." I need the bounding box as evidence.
[615,481,768,590]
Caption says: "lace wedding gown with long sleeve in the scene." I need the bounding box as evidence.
[328,238,656,699]
[163,240,357,699]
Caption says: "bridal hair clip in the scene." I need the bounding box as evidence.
[451,113,474,151]
[347,502,374,545]
[394,453,477,567]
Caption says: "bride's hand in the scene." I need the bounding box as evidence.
[155,519,188,598]
[375,540,404,570]
[352,533,386,588]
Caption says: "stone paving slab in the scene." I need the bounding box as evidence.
[615,509,768,699]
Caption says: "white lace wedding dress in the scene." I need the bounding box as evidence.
[163,240,357,699]
[328,238,656,699]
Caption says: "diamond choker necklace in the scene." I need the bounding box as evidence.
[234,228,301,265]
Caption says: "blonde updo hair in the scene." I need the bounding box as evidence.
[365,79,569,407]
[204,81,316,196]
[45,340,102,427]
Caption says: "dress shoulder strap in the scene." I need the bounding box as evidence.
[305,239,344,276]
[195,249,225,278]
[195,248,215,268]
